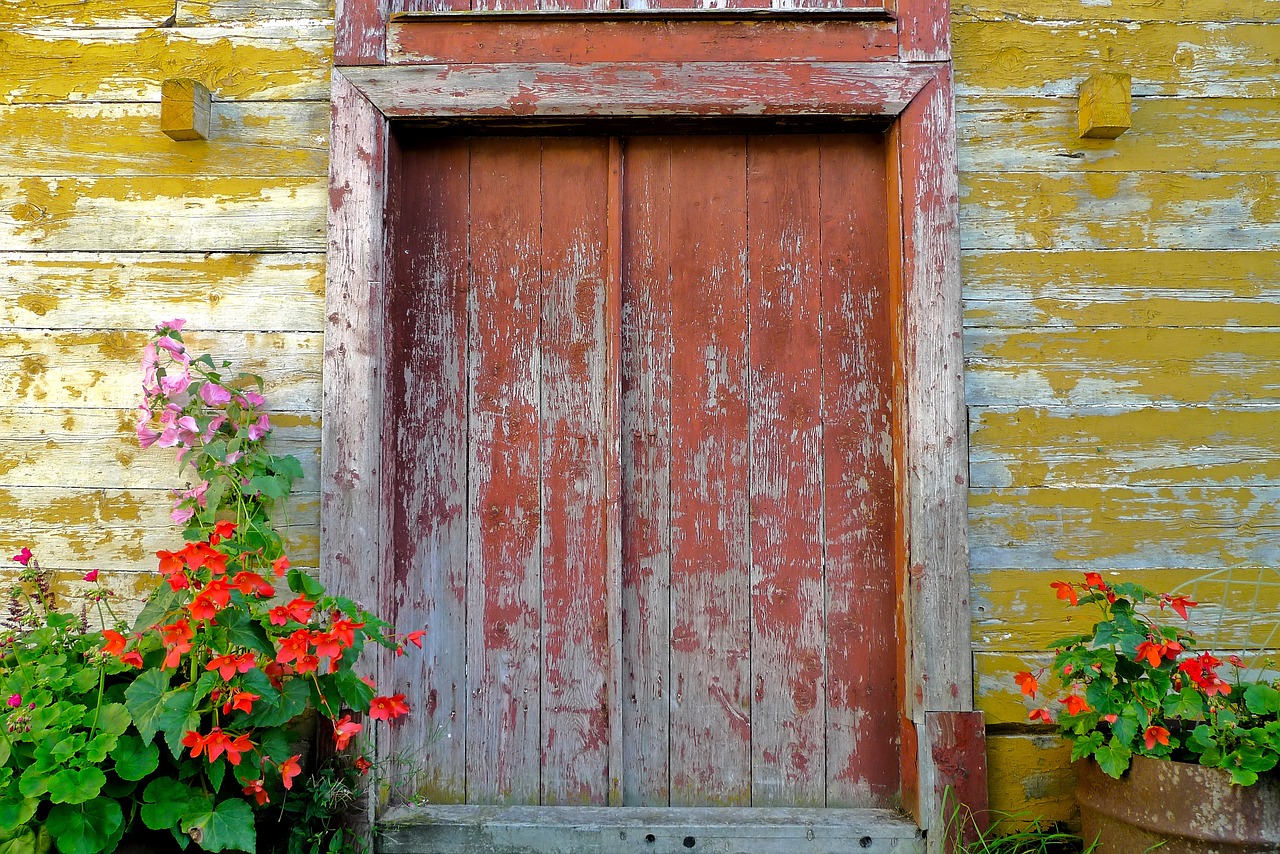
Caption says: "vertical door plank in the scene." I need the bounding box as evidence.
[745,135,826,807]
[820,133,899,807]
[620,137,673,806]
[539,137,613,806]
[384,137,471,804]
[466,137,544,805]
[666,136,752,807]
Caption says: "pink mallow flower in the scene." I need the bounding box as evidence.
[155,318,186,334]
[200,383,232,406]
[247,414,271,441]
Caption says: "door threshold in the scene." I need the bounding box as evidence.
[378,804,924,853]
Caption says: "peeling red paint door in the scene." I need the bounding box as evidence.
[385,131,897,809]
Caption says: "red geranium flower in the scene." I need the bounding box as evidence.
[369,694,410,721]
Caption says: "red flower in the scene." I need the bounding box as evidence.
[210,520,237,545]
[276,629,312,664]
[329,617,364,648]
[312,632,345,661]
[206,652,257,681]
[333,715,363,750]
[1014,671,1039,699]
[1135,640,1165,668]
[1049,581,1078,606]
[293,654,320,674]
[280,754,302,790]
[187,728,253,765]
[12,547,32,566]
[156,548,184,575]
[1165,594,1198,621]
[1144,725,1171,750]
[354,756,372,775]
[1028,708,1053,724]
[83,569,99,582]
[369,694,410,721]
[101,629,127,656]
[403,630,426,649]
[1083,572,1106,590]
[1061,694,1091,716]
[189,579,231,622]
[272,556,290,577]
[223,691,260,715]
[286,597,316,624]
[120,651,144,668]
[230,571,274,598]
[242,779,269,806]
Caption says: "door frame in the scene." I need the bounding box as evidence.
[322,3,983,834]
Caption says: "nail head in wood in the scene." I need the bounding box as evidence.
[1077,72,1131,139]
[161,78,212,141]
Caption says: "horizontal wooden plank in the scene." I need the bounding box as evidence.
[962,249,1280,329]
[0,486,319,574]
[1,253,325,330]
[960,171,1280,251]
[342,62,933,118]
[0,102,330,178]
[969,406,1280,488]
[0,407,320,489]
[969,486,1280,571]
[0,329,321,409]
[953,0,1280,24]
[388,17,897,64]
[0,176,328,252]
[0,23,333,104]
[176,0,334,25]
[973,566,1280,653]
[965,327,1280,406]
[958,97,1280,174]
[0,0,175,28]
[983,733,1076,825]
[953,21,1280,98]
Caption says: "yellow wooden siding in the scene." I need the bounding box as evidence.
[0,0,330,605]
[958,0,1279,824]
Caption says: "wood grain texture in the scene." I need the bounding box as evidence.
[388,18,897,64]
[1,253,325,331]
[538,137,613,806]
[0,407,319,489]
[0,103,330,178]
[965,327,1280,407]
[0,176,328,253]
[960,171,1280,251]
[969,405,1280,489]
[819,134,900,808]
[465,138,544,805]
[176,0,334,25]
[962,250,1280,330]
[0,0,175,27]
[984,733,1075,824]
[953,21,1280,98]
[0,329,320,410]
[746,135,825,808]
[382,137,471,804]
[342,62,932,119]
[897,0,950,61]
[618,137,672,807]
[953,0,1280,24]
[957,98,1280,175]
[665,136,752,807]
[0,23,333,104]
[335,0,387,63]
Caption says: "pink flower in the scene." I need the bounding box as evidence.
[202,415,227,443]
[240,390,265,407]
[156,335,186,358]
[171,504,195,525]
[141,344,160,396]
[247,414,271,441]
[200,383,232,406]
[155,318,186,334]
[83,569,99,582]
[12,547,32,566]
[6,693,20,708]
[159,366,192,396]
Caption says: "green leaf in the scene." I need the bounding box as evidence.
[141,779,204,832]
[288,569,325,598]
[274,455,304,481]
[1230,767,1260,786]
[156,687,202,759]
[45,797,123,854]
[1094,739,1132,778]
[110,734,160,782]
[132,585,184,634]
[84,733,117,764]
[1245,684,1280,715]
[1164,687,1206,720]
[215,608,273,656]
[205,755,226,794]
[246,475,287,500]
[332,668,376,712]
[46,767,106,805]
[69,667,100,695]
[95,703,132,737]
[123,669,172,746]
[1069,731,1103,762]
[0,796,38,830]
[183,797,257,853]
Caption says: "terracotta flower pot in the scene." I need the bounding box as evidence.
[1076,753,1280,853]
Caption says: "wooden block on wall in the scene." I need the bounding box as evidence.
[161,78,211,140]
[1078,72,1131,139]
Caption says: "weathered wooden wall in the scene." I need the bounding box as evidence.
[956,0,1280,822]
[0,0,332,604]
[2,0,1276,826]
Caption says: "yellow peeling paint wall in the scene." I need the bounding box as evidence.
[956,0,1280,820]
[0,0,333,606]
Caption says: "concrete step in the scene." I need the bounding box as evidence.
[378,805,924,854]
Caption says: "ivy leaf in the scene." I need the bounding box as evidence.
[111,735,160,782]
[44,798,123,854]
[141,778,205,832]
[123,669,172,746]
[183,797,256,853]
[1094,739,1132,779]
[46,767,106,805]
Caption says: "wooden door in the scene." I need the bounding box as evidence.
[383,131,898,810]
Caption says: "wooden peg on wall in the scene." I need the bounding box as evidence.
[1078,72,1131,139]
[161,79,211,141]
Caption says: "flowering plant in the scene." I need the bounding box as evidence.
[1,322,419,854]
[1018,573,1280,785]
